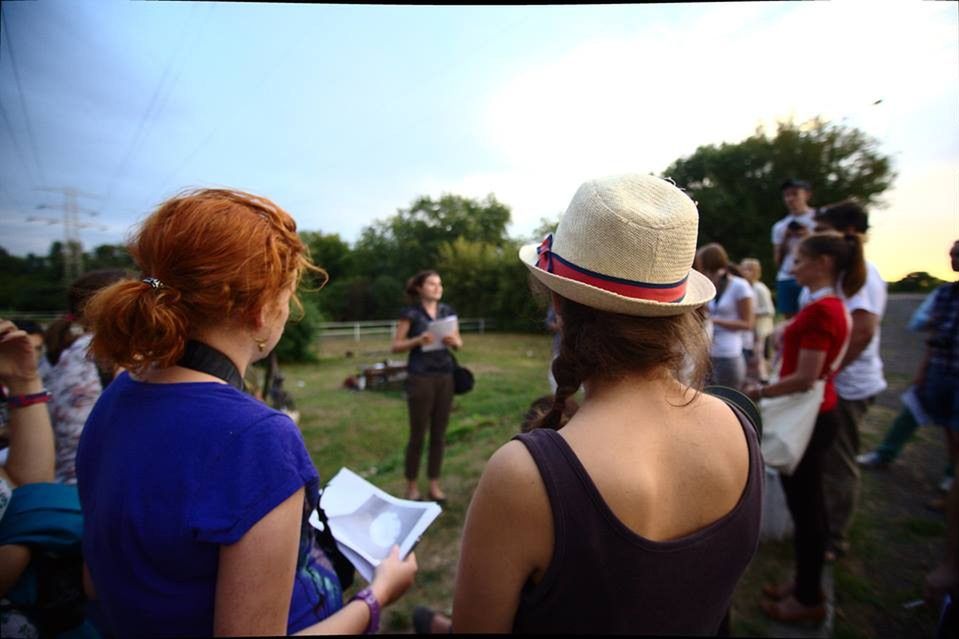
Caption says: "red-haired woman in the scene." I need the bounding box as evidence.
[744,232,861,624]
[76,189,416,636]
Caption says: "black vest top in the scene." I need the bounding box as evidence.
[511,404,763,635]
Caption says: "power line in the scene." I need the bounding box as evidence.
[101,3,204,213]
[0,97,36,188]
[1,5,46,186]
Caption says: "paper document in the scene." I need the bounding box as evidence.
[421,315,458,352]
[309,468,442,583]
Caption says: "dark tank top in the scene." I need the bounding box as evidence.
[511,404,763,635]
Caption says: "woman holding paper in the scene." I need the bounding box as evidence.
[74,189,417,637]
[392,270,463,503]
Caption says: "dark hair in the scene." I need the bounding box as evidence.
[530,292,709,431]
[86,188,325,374]
[695,243,729,274]
[404,270,440,299]
[814,199,870,233]
[798,231,866,298]
[781,178,812,192]
[45,269,129,366]
[521,395,579,433]
[13,319,43,336]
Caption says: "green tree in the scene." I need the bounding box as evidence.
[300,231,352,284]
[352,193,512,280]
[663,117,895,285]
[437,237,545,332]
[888,271,947,294]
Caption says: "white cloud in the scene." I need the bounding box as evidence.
[438,0,959,263]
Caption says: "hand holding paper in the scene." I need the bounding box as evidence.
[311,468,442,583]
[421,315,458,352]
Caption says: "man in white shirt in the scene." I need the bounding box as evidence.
[809,201,887,561]
[771,179,818,319]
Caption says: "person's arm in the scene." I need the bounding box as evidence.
[452,441,552,632]
[391,319,431,353]
[213,488,303,636]
[837,309,879,371]
[745,348,827,400]
[441,329,463,350]
[214,487,418,637]
[773,243,785,270]
[0,320,54,485]
[712,292,754,331]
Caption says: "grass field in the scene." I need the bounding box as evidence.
[283,332,556,632]
[281,299,950,635]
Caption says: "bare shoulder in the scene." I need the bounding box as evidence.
[478,439,544,500]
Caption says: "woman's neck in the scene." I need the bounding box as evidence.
[421,299,439,313]
[805,276,835,296]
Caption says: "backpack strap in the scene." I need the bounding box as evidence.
[704,385,763,442]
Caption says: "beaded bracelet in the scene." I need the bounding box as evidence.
[349,587,380,634]
[4,390,52,409]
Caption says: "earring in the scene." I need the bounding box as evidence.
[255,337,267,352]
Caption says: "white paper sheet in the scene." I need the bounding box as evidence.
[310,468,442,583]
[420,315,458,352]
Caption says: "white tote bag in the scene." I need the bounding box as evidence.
[759,378,826,475]
[760,302,851,475]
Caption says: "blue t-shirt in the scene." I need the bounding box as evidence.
[76,373,342,637]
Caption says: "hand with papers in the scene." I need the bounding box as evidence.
[311,468,442,583]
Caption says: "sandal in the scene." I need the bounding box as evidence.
[413,606,435,634]
[759,596,826,625]
[762,580,795,600]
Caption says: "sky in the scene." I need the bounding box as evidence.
[1,0,957,281]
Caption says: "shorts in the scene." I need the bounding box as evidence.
[916,364,959,432]
[776,278,802,316]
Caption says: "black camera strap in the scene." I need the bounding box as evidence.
[177,340,244,391]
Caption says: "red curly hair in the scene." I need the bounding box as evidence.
[85,188,326,373]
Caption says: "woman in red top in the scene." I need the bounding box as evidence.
[745,231,862,624]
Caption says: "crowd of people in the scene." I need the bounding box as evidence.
[0,175,955,637]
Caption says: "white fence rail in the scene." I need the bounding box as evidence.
[0,311,493,343]
[319,317,491,341]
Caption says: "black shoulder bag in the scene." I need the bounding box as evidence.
[450,352,474,395]
[178,340,355,590]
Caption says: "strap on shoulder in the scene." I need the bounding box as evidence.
[704,385,763,442]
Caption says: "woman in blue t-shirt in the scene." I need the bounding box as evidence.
[76,189,417,637]
[391,270,463,503]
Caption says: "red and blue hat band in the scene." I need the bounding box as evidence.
[535,234,688,303]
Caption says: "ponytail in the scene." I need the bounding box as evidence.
[798,231,866,298]
[839,233,866,298]
[85,278,190,374]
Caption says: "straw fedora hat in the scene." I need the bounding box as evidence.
[519,173,715,317]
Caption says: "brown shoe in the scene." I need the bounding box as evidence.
[760,595,826,625]
[762,580,795,600]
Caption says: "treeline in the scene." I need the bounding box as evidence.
[3,118,913,361]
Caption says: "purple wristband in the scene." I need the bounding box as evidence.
[350,586,380,634]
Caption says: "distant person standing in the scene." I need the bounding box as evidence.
[740,258,775,382]
[392,271,463,504]
[772,179,817,318]
[807,201,887,561]
[695,243,754,390]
